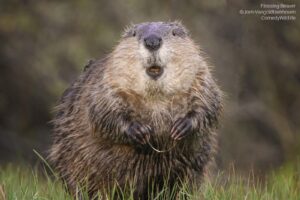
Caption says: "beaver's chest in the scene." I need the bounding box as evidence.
[134,97,190,136]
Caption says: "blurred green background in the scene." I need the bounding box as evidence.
[0,0,299,176]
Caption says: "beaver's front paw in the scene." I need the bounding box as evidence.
[170,117,193,140]
[125,121,153,145]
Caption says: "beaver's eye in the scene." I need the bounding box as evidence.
[172,30,176,36]
[172,28,185,37]
[132,30,136,37]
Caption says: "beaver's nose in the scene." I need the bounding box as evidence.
[144,35,162,51]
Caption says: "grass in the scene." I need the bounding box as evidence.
[0,162,299,200]
[203,163,300,200]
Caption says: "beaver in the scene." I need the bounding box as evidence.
[49,21,223,199]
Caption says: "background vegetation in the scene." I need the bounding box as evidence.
[0,0,299,198]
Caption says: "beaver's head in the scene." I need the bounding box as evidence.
[106,21,207,98]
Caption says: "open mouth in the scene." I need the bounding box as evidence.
[146,65,164,80]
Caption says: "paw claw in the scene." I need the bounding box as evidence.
[170,117,193,140]
[125,122,152,145]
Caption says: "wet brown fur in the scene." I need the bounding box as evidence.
[49,22,223,199]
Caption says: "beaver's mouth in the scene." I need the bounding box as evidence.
[146,65,164,80]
